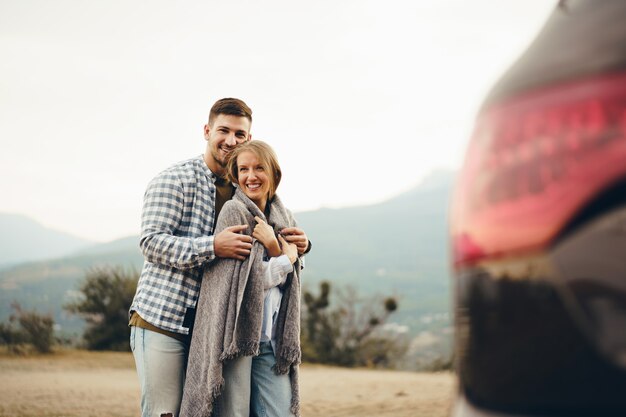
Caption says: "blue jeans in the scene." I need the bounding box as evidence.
[216,341,294,417]
[130,326,189,417]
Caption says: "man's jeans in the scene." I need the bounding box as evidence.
[130,326,189,417]
[215,341,294,417]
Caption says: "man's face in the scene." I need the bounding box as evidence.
[204,114,251,169]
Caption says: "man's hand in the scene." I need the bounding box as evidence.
[253,216,281,257]
[214,225,253,260]
[278,235,298,264]
[279,226,309,255]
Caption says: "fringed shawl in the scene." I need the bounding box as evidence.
[180,187,302,417]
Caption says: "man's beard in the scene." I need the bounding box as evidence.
[212,148,229,168]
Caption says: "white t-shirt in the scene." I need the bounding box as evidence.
[261,255,293,352]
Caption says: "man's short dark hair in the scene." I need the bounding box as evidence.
[208,98,252,126]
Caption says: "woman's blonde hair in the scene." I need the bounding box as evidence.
[226,140,282,201]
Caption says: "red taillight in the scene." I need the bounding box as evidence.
[451,72,626,267]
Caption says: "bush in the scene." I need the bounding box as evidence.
[0,303,54,354]
[301,281,407,368]
[65,267,138,351]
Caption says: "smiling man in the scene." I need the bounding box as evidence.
[128,98,309,417]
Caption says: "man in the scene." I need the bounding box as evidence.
[129,98,309,417]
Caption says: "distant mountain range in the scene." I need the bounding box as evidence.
[297,170,454,316]
[0,213,95,268]
[0,170,456,342]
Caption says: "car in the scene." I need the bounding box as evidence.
[449,1,626,416]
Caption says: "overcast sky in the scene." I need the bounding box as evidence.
[0,0,557,242]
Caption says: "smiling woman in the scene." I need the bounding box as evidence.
[180,140,304,417]
[226,141,283,213]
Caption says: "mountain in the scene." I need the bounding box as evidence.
[0,213,94,268]
[0,171,456,341]
[75,236,139,257]
[296,169,454,328]
[298,169,452,285]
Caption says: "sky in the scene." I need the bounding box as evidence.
[0,0,557,242]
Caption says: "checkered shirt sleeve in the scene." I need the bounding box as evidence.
[131,156,219,334]
[140,170,215,269]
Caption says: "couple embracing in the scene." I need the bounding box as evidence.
[129,98,311,417]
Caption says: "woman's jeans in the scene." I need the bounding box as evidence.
[130,326,189,417]
[215,341,294,417]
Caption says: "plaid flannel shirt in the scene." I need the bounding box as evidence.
[130,155,219,334]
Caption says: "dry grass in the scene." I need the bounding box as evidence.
[0,349,455,417]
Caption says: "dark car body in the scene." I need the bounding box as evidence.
[450,1,626,416]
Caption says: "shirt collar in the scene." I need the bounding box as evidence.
[197,154,219,183]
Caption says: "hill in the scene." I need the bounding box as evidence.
[297,170,453,316]
[0,213,94,268]
[0,171,455,356]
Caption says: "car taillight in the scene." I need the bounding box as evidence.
[451,72,626,268]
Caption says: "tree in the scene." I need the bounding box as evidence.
[301,281,406,368]
[0,303,54,354]
[65,267,138,351]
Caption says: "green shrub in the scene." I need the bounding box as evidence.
[65,267,138,351]
[301,281,406,368]
[0,303,54,353]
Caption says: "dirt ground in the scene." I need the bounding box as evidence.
[0,350,455,417]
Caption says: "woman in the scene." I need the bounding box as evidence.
[180,140,303,417]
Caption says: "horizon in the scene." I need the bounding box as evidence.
[1,166,456,243]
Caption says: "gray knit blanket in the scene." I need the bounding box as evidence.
[180,187,302,417]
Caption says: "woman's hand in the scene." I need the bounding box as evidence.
[253,216,281,257]
[280,226,309,255]
[278,235,298,264]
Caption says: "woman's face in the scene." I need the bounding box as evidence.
[237,150,271,210]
